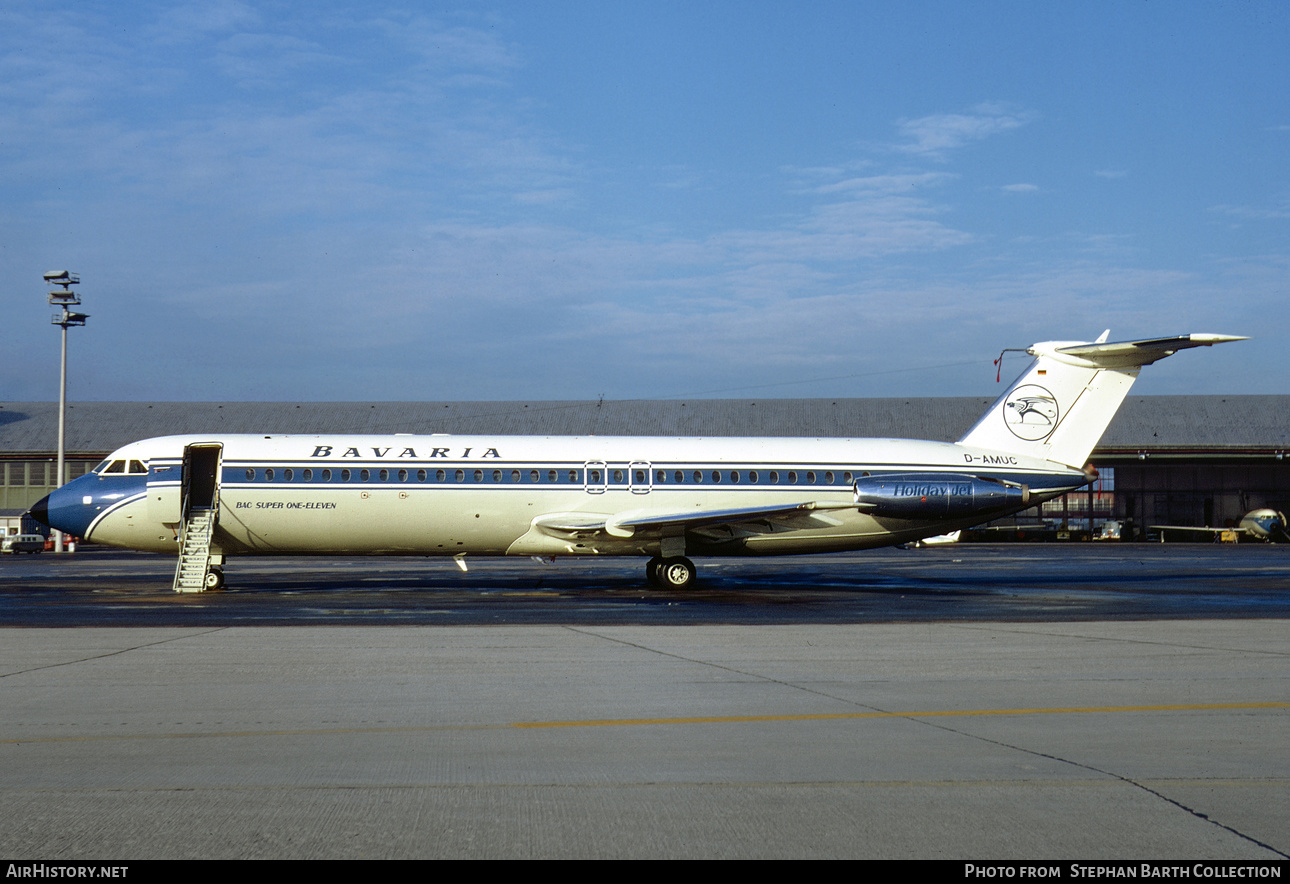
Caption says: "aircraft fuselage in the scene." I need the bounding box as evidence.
[41,433,1087,559]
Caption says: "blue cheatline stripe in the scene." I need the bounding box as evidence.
[85,492,149,538]
[213,462,1076,491]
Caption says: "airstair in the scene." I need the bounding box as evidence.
[170,443,223,592]
[173,506,216,592]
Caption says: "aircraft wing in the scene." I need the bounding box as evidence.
[1147,525,1241,533]
[1148,524,1249,543]
[533,500,853,541]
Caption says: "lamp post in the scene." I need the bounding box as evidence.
[45,271,88,553]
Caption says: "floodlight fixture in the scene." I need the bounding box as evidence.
[45,270,87,553]
[53,310,89,328]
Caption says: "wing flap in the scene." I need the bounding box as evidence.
[532,501,849,541]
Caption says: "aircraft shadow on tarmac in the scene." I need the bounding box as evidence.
[2,546,1287,626]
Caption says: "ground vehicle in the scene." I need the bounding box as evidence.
[2,534,46,554]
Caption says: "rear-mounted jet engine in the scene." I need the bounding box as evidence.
[853,473,1030,520]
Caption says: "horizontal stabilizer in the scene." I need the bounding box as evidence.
[1054,334,1248,366]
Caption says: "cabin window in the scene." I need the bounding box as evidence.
[710,471,720,483]
[322,469,332,481]
[491,470,501,483]
[455,470,465,482]
[770,471,779,484]
[530,470,539,483]
[749,471,758,483]
[788,471,798,484]
[265,468,275,481]
[844,471,853,483]
[728,471,738,483]
[635,470,646,483]
[568,470,578,483]
[548,470,558,483]
[674,471,684,483]
[437,470,446,482]
[398,469,408,482]
[589,469,602,483]
[693,471,702,483]
[472,470,483,482]
[825,471,834,485]
[303,469,313,481]
[283,468,294,481]
[511,470,521,483]
[245,468,255,481]
[341,469,351,482]
[807,471,816,484]
[417,469,427,482]
[613,469,623,483]
[360,469,370,482]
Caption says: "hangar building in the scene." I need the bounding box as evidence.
[2,397,1288,540]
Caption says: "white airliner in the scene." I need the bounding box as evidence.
[31,331,1245,591]
[1151,509,1288,543]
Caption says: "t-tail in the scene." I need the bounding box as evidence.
[958,332,1247,468]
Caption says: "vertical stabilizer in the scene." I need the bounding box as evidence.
[958,333,1247,467]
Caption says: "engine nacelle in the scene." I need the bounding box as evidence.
[853,472,1028,521]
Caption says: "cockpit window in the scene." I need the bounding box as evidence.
[98,459,148,475]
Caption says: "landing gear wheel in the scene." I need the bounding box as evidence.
[646,556,664,587]
[657,556,696,590]
[204,567,225,591]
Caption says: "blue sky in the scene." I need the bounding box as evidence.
[2,1,1286,402]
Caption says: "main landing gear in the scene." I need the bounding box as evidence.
[646,556,696,590]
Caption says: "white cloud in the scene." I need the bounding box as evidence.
[151,1,261,42]
[1002,183,1039,193]
[895,102,1035,158]
[1208,203,1290,220]
[375,15,520,72]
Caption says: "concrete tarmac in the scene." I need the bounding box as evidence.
[4,544,1290,624]
[3,616,1288,858]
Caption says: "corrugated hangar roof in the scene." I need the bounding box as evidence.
[3,396,1288,455]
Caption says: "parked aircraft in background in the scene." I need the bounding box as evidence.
[30,332,1245,591]
[1151,509,1288,543]
[906,530,962,548]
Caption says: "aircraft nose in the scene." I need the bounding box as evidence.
[28,493,51,529]
[28,478,103,539]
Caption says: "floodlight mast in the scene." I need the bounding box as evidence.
[45,271,88,554]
